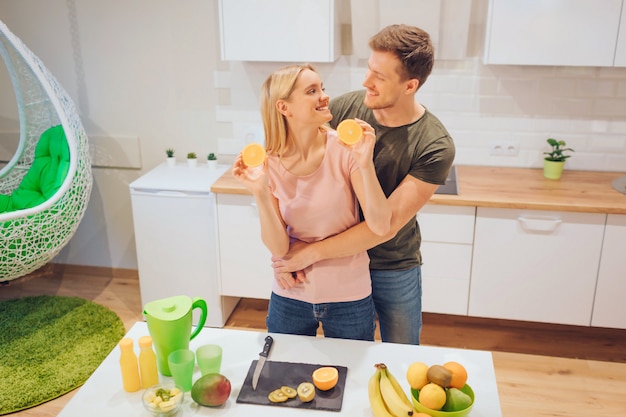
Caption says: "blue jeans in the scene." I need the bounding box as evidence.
[266,292,376,341]
[371,266,422,345]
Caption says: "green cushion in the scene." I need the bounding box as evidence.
[0,125,69,213]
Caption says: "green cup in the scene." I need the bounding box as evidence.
[167,349,195,392]
[196,344,222,376]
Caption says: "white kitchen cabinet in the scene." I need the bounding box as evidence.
[419,205,476,315]
[218,0,341,62]
[592,214,626,329]
[469,207,605,326]
[216,193,273,299]
[483,0,623,66]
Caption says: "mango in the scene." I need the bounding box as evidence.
[191,373,231,407]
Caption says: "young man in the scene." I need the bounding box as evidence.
[271,25,455,345]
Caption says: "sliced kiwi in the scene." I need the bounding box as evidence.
[297,382,316,402]
[280,386,297,399]
[268,388,289,403]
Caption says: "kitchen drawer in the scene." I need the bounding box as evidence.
[216,193,272,299]
[469,207,605,326]
[419,205,475,244]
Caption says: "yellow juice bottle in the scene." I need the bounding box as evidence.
[119,338,140,392]
[138,335,159,388]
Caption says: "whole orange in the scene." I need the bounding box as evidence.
[443,361,468,389]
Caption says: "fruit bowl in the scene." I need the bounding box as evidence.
[142,382,184,417]
[410,384,475,417]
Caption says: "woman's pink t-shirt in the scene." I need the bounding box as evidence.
[267,130,371,304]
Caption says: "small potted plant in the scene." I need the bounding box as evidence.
[165,148,176,167]
[187,151,197,168]
[207,152,217,170]
[543,138,574,180]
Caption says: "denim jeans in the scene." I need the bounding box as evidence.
[266,292,376,341]
[370,266,422,345]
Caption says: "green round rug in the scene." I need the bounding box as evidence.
[0,295,126,414]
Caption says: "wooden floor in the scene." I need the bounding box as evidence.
[2,264,626,417]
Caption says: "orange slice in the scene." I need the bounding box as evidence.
[241,143,266,168]
[336,119,363,145]
[312,366,338,391]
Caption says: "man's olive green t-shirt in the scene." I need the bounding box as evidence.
[329,90,455,270]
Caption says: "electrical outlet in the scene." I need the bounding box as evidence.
[490,140,519,156]
[235,123,264,145]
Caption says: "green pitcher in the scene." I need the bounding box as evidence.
[143,295,207,376]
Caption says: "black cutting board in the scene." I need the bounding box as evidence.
[236,360,348,412]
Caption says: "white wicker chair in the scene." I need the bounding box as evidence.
[0,20,92,282]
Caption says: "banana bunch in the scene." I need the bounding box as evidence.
[368,363,415,417]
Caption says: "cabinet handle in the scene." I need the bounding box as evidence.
[517,215,562,233]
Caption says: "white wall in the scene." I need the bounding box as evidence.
[1,0,625,269]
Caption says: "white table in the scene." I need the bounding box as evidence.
[58,322,502,416]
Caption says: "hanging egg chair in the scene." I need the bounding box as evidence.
[0,20,92,282]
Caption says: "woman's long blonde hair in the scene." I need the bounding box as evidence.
[260,63,319,156]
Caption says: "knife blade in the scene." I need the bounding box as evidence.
[252,335,273,390]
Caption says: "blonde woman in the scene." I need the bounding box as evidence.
[232,64,390,340]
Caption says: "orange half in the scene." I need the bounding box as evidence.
[312,366,338,391]
[336,119,363,145]
[241,143,266,168]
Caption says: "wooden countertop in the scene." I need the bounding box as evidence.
[211,165,626,215]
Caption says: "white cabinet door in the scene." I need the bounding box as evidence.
[592,214,626,329]
[216,194,273,299]
[218,0,341,62]
[419,205,476,315]
[469,207,605,326]
[484,0,623,66]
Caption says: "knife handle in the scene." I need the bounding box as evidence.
[259,335,273,358]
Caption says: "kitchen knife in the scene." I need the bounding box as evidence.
[251,335,273,390]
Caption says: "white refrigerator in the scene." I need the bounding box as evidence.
[129,162,239,327]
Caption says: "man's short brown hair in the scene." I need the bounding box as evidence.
[368,24,434,88]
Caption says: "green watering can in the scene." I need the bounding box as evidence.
[143,295,207,376]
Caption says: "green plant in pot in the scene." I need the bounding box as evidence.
[165,148,176,167]
[543,138,574,180]
[207,152,217,169]
[187,151,198,168]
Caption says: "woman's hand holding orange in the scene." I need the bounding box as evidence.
[231,153,268,195]
[338,118,376,169]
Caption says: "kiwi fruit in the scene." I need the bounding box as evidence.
[427,364,452,387]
